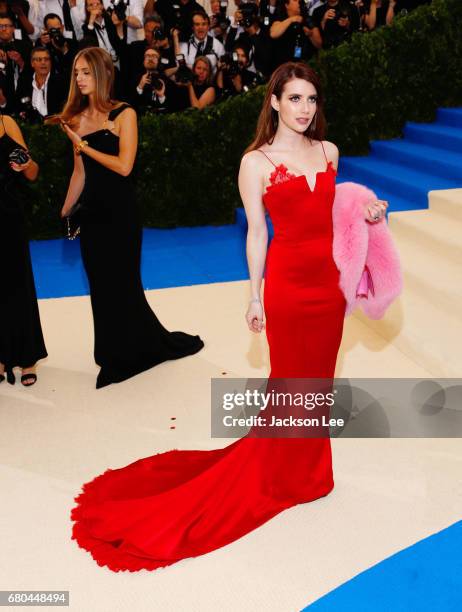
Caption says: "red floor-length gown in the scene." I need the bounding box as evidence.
[71,143,346,572]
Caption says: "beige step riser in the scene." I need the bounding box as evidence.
[389,218,462,265]
[429,198,462,223]
[353,309,462,378]
[401,270,462,320]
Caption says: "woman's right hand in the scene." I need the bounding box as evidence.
[246,301,265,333]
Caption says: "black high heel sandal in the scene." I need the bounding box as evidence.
[21,373,37,387]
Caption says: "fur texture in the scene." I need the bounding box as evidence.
[333,182,403,319]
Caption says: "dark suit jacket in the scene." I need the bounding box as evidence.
[15,71,68,118]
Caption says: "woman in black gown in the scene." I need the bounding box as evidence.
[57,48,204,388]
[0,114,47,386]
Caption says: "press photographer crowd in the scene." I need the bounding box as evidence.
[0,0,430,119]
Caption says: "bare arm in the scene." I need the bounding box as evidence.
[307,26,323,49]
[270,16,301,39]
[61,152,85,217]
[188,84,216,109]
[238,152,268,333]
[4,115,39,181]
[364,0,377,30]
[72,108,138,177]
[386,0,396,25]
[322,140,339,171]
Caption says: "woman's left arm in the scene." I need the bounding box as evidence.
[188,83,216,109]
[64,108,138,177]
[5,115,39,181]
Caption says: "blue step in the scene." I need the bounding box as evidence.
[404,122,462,153]
[339,156,460,207]
[370,139,462,182]
[336,177,421,213]
[436,108,462,128]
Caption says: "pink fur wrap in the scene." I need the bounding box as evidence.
[332,182,403,319]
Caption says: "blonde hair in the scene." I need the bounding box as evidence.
[48,47,116,127]
[193,56,213,86]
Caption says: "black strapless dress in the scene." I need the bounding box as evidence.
[78,104,204,388]
[0,127,47,383]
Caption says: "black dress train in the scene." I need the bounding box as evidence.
[77,104,204,388]
[0,120,48,383]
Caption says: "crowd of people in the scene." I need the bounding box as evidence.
[0,0,430,119]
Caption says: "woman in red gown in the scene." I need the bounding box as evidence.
[71,62,387,571]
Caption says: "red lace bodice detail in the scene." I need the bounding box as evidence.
[269,164,297,186]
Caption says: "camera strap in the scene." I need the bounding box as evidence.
[189,35,214,60]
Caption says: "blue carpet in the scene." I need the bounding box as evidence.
[32,107,462,299]
[301,520,462,612]
[31,224,249,299]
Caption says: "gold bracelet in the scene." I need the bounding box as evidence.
[74,139,89,155]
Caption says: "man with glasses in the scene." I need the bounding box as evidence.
[0,14,30,113]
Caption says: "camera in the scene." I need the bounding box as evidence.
[238,2,258,28]
[175,53,194,84]
[334,6,350,22]
[9,147,30,166]
[48,27,66,47]
[18,96,42,123]
[147,70,163,91]
[107,0,127,21]
[154,28,166,41]
[172,3,182,29]
[212,0,231,31]
[220,51,240,77]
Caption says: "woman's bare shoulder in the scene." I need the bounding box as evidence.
[240,149,267,172]
[321,140,339,158]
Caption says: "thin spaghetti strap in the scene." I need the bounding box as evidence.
[320,140,329,166]
[257,149,277,168]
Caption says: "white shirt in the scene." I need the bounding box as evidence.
[179,35,225,73]
[102,0,144,44]
[32,72,50,116]
[35,0,86,41]
[89,20,120,68]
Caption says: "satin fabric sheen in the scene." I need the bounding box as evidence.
[71,156,345,571]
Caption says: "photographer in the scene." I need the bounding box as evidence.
[156,0,203,42]
[132,47,175,113]
[33,0,87,41]
[0,0,34,39]
[216,43,262,98]
[102,0,143,44]
[80,0,128,95]
[0,14,30,114]
[209,0,240,51]
[312,0,360,49]
[15,46,66,121]
[37,13,77,81]
[184,54,216,109]
[174,10,224,74]
[129,16,177,74]
[270,0,321,66]
[234,2,273,78]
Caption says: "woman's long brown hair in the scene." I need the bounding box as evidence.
[245,62,326,154]
[47,47,116,127]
